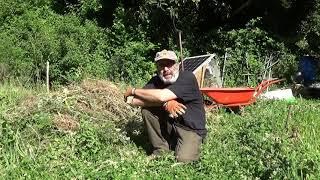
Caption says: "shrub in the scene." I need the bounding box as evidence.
[104,7,156,85]
[0,7,109,84]
[202,18,297,87]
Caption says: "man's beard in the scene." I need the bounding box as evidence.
[158,71,179,84]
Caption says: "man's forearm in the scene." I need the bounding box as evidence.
[134,88,176,103]
[131,96,163,107]
[134,89,164,102]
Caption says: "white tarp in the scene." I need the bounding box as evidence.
[261,88,295,100]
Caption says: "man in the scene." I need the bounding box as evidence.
[124,49,206,163]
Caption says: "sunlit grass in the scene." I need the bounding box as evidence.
[0,81,319,179]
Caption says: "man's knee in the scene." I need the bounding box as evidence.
[141,108,167,121]
[141,108,157,122]
[141,108,151,117]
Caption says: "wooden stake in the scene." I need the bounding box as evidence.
[179,30,184,71]
[221,49,228,87]
[285,105,293,132]
[200,66,205,88]
[46,61,49,93]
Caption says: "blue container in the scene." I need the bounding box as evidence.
[299,56,318,85]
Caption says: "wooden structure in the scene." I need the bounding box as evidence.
[194,63,209,88]
[180,54,219,88]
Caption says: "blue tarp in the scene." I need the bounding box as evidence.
[299,56,318,85]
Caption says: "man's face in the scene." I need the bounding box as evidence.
[156,59,179,84]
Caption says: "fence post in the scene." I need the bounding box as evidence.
[179,30,184,71]
[221,49,228,87]
[46,61,49,93]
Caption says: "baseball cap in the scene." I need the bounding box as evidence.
[154,49,178,62]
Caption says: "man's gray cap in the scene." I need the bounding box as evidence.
[154,49,178,62]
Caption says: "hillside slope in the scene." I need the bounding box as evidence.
[0,79,319,179]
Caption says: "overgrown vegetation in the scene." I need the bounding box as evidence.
[0,80,319,179]
[0,1,156,85]
[1,0,320,178]
[202,18,297,86]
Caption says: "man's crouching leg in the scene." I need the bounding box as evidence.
[174,126,202,163]
[141,108,170,155]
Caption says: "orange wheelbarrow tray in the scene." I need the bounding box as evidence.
[200,79,284,107]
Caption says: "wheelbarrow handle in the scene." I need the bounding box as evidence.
[254,78,285,98]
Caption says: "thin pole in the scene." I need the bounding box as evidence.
[285,105,293,132]
[221,49,228,87]
[267,58,272,92]
[179,30,184,71]
[46,61,49,93]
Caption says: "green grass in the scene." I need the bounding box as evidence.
[0,82,319,179]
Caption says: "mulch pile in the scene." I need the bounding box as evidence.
[18,79,141,132]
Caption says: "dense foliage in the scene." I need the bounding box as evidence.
[0,1,156,85]
[0,0,319,85]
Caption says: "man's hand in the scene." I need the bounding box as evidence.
[126,96,134,104]
[124,87,135,102]
[164,100,187,118]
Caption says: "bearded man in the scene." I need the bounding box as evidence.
[124,49,207,163]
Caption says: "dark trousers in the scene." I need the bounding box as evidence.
[141,108,202,162]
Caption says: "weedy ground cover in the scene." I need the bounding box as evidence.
[0,79,319,179]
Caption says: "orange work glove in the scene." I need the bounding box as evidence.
[164,100,187,118]
[124,87,136,102]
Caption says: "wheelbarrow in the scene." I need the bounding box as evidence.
[200,78,284,108]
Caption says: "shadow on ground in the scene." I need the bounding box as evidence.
[123,119,153,155]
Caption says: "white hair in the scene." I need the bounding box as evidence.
[158,71,179,84]
[158,64,180,84]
